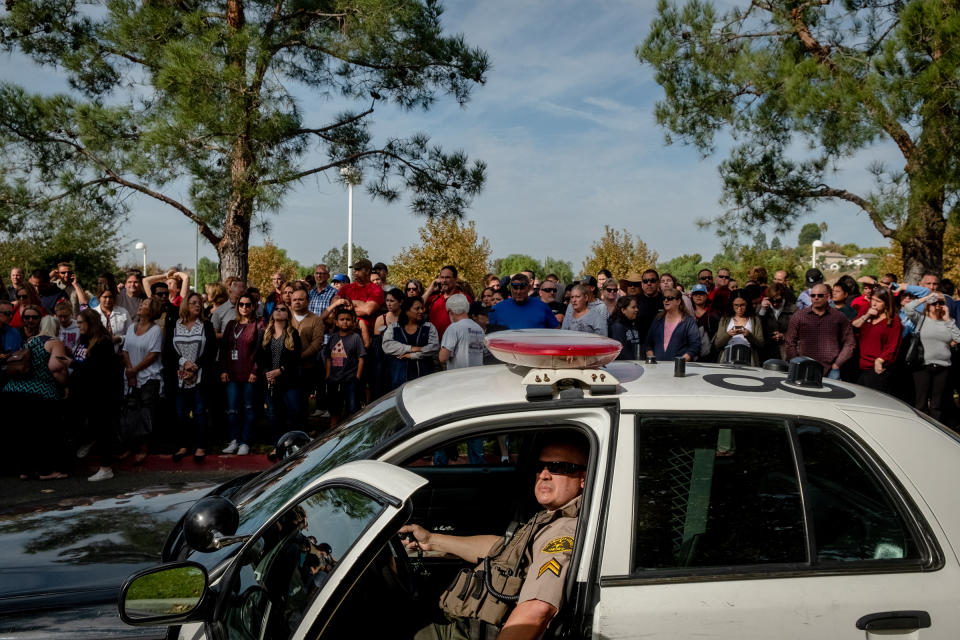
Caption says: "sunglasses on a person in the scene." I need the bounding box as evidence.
[717,274,731,279]
[540,287,557,293]
[237,302,253,308]
[930,301,946,307]
[155,290,169,296]
[663,295,682,301]
[809,293,827,298]
[0,310,13,317]
[604,288,618,293]
[274,307,289,312]
[510,282,528,289]
[536,460,587,475]
[699,275,713,281]
[406,286,419,292]
[22,314,41,320]
[624,281,640,287]
[641,278,658,284]
[17,294,29,300]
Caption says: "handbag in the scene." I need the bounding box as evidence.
[5,347,31,377]
[902,316,925,368]
[118,384,155,442]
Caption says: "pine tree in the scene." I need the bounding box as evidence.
[0,0,489,280]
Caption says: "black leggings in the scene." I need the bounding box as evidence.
[914,364,950,420]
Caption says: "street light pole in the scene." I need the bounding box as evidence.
[811,240,823,269]
[135,241,147,273]
[339,166,361,274]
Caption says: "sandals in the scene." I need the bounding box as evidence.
[39,472,68,481]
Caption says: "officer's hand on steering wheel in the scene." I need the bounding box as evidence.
[398,524,432,551]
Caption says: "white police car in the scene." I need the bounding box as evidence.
[119,330,960,639]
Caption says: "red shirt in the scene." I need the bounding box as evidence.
[850,295,870,318]
[426,289,473,337]
[338,281,385,326]
[857,315,902,370]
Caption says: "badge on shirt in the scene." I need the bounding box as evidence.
[231,349,239,361]
[538,558,562,578]
[541,536,574,554]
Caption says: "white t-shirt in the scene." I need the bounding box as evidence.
[58,320,81,355]
[441,318,486,369]
[122,323,163,392]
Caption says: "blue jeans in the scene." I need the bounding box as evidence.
[827,368,841,380]
[265,386,300,442]
[225,381,254,445]
[174,386,208,450]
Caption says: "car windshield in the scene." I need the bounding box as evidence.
[190,392,409,572]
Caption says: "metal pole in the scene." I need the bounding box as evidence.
[811,244,816,269]
[142,247,147,274]
[347,181,354,276]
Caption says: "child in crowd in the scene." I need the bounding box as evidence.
[323,306,366,427]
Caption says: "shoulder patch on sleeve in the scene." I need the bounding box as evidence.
[538,558,562,578]
[541,536,574,554]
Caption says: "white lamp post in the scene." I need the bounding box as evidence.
[339,166,361,274]
[811,239,823,269]
[134,241,147,273]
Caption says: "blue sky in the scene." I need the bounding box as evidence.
[2,0,900,273]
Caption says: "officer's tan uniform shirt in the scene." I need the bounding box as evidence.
[516,495,580,609]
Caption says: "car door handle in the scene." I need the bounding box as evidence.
[856,610,931,631]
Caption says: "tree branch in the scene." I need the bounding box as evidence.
[291,105,375,138]
[788,3,916,165]
[767,181,894,238]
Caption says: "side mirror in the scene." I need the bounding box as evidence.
[276,430,311,461]
[183,495,247,552]
[119,562,208,625]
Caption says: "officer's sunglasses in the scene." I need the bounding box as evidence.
[536,460,587,475]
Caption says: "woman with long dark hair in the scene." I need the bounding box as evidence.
[608,296,642,360]
[220,293,260,456]
[714,289,764,365]
[258,303,301,441]
[645,287,701,361]
[73,308,123,481]
[372,288,404,397]
[166,292,218,464]
[381,296,439,390]
[851,287,901,392]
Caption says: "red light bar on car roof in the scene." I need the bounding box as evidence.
[486,329,623,369]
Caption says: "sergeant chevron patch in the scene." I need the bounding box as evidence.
[541,536,574,553]
[538,558,562,578]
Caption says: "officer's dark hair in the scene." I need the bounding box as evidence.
[941,278,955,296]
[597,268,612,279]
[921,271,940,281]
[304,554,320,570]
[440,265,458,279]
[317,542,332,554]
[150,281,168,295]
[30,268,49,283]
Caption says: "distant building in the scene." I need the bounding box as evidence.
[819,251,848,271]
[846,253,877,268]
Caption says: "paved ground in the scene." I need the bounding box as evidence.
[0,453,274,514]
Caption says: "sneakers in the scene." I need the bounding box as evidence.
[222,440,238,454]
[310,409,330,418]
[237,443,250,456]
[88,468,114,482]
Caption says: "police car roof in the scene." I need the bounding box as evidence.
[398,360,913,425]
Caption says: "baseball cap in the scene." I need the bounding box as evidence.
[349,258,373,271]
[690,284,709,295]
[805,268,824,286]
[332,274,349,284]
[468,301,489,316]
[580,275,598,287]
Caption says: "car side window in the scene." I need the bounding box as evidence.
[796,423,921,563]
[223,486,384,640]
[633,416,807,571]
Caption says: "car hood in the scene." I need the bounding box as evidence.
[0,481,222,637]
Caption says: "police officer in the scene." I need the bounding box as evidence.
[400,434,587,640]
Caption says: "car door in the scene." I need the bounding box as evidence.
[596,412,960,639]
[175,460,426,640]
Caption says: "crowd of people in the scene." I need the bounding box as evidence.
[1,257,957,482]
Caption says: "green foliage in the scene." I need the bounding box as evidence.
[196,257,220,290]
[321,244,371,277]
[770,237,782,251]
[496,254,542,278]
[656,253,706,289]
[638,0,960,280]
[797,223,822,247]
[582,226,659,279]
[541,257,574,284]
[0,206,121,287]
[0,0,490,280]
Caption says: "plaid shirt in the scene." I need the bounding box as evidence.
[784,306,856,373]
[308,285,337,316]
